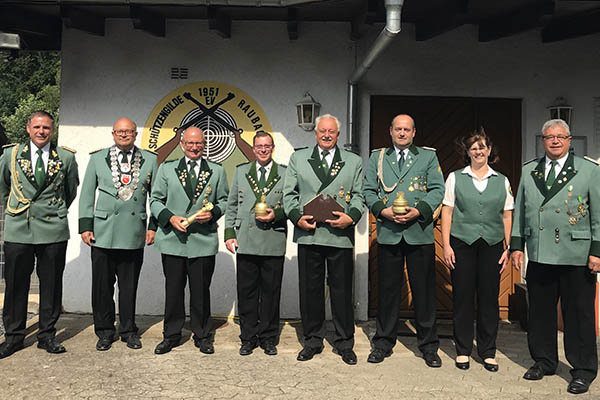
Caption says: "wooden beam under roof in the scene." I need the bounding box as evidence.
[208,6,231,39]
[61,5,106,36]
[478,0,554,42]
[0,5,62,49]
[415,0,469,41]
[542,6,600,42]
[130,5,165,37]
[287,8,299,41]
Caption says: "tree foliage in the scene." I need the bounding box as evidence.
[0,51,60,144]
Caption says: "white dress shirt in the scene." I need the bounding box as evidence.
[443,165,514,211]
[30,141,50,172]
[544,153,568,180]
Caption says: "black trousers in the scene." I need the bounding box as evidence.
[373,241,439,353]
[2,241,67,343]
[161,254,215,341]
[526,261,598,382]
[236,254,284,343]
[298,244,354,350]
[91,247,143,339]
[450,237,502,359]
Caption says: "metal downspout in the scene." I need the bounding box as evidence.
[345,0,403,151]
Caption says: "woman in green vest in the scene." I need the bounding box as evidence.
[441,129,514,372]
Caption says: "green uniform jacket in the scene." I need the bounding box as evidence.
[150,157,229,258]
[224,161,287,256]
[78,146,158,250]
[282,146,364,249]
[363,145,445,245]
[510,154,600,266]
[0,143,79,244]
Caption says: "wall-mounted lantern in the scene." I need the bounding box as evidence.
[548,96,573,126]
[296,92,321,131]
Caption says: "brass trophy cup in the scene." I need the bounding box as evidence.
[392,191,408,215]
[181,201,214,228]
[255,194,268,217]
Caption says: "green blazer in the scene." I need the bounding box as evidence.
[363,145,445,245]
[78,146,158,250]
[150,157,229,258]
[282,145,364,249]
[0,142,79,244]
[224,161,287,256]
[510,154,600,266]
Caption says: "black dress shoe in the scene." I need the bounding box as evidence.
[194,338,215,354]
[37,338,66,354]
[367,348,392,363]
[239,341,258,356]
[567,378,590,394]
[423,351,442,368]
[333,348,357,365]
[0,341,24,359]
[122,335,142,350]
[296,346,323,361]
[260,340,278,356]
[483,361,499,372]
[154,339,179,355]
[523,365,553,381]
[96,337,116,351]
[455,361,470,370]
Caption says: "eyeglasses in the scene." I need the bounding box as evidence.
[113,129,136,136]
[253,145,273,150]
[317,129,338,135]
[182,141,205,147]
[542,135,571,142]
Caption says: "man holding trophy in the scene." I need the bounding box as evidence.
[363,114,445,367]
[224,132,287,356]
[150,127,229,355]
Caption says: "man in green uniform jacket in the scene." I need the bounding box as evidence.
[283,114,364,365]
[0,111,79,359]
[510,119,600,395]
[224,132,287,356]
[79,117,158,351]
[150,126,229,355]
[363,114,445,367]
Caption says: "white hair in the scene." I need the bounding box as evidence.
[314,114,341,132]
[542,119,570,136]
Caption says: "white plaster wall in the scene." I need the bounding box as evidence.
[59,17,600,321]
[59,20,362,319]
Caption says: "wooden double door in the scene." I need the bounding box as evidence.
[368,95,522,319]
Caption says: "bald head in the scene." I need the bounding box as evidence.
[181,127,206,161]
[389,114,416,150]
[112,117,138,151]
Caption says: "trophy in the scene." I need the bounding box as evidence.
[255,194,268,217]
[181,201,214,228]
[392,191,408,215]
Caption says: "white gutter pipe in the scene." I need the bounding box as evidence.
[345,0,403,151]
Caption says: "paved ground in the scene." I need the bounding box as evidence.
[0,301,598,399]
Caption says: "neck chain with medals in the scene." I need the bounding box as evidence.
[111,145,141,201]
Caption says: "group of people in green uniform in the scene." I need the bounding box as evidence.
[0,110,598,395]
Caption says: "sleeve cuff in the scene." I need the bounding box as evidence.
[78,217,93,234]
[224,227,237,241]
[590,240,600,257]
[287,208,302,225]
[273,207,285,222]
[158,209,174,228]
[510,236,524,252]
[211,205,223,221]
[347,207,362,224]
[147,216,158,231]
[371,200,385,219]
[415,202,433,225]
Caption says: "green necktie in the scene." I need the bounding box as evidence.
[35,149,45,186]
[321,150,330,175]
[258,166,267,189]
[188,160,198,188]
[546,160,558,189]
[398,150,405,172]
